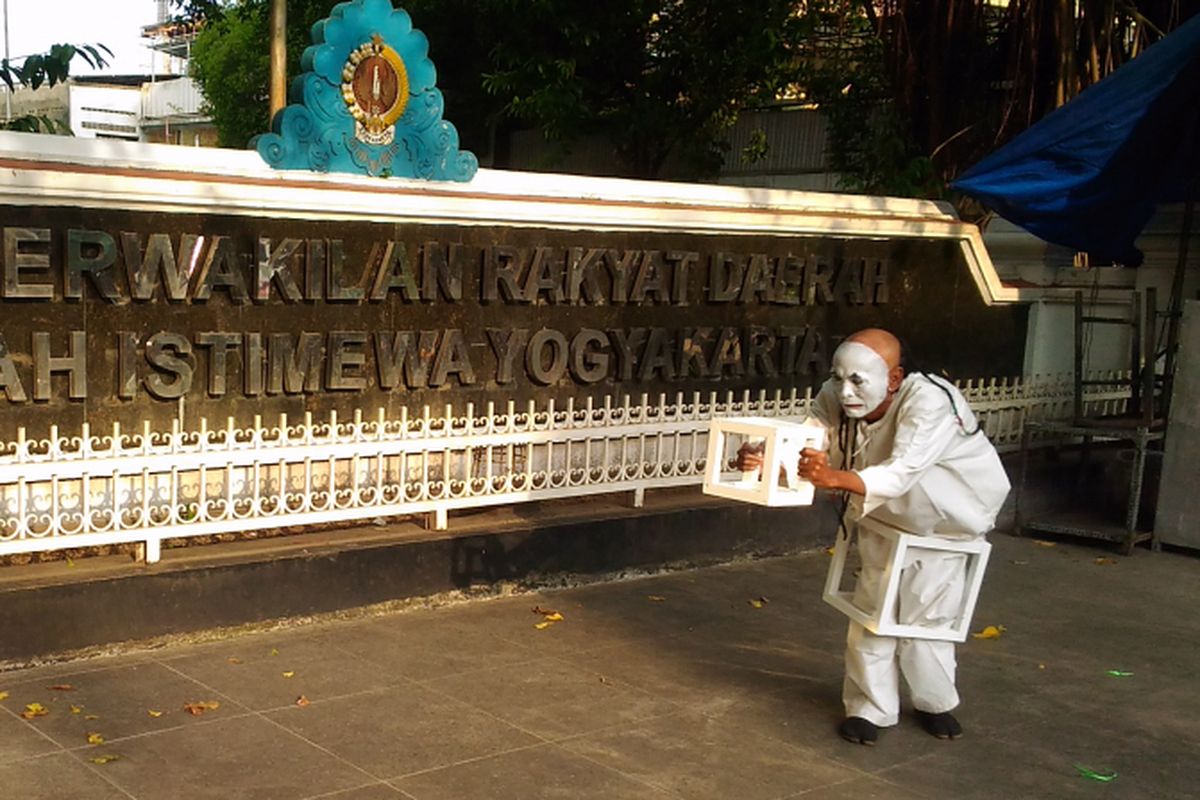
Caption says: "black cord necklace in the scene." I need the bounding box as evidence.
[915,371,982,436]
[835,415,854,541]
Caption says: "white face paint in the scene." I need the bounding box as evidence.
[831,341,891,418]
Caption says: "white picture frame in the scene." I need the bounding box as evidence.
[702,417,827,507]
[822,521,992,643]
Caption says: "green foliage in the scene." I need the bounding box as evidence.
[740,128,770,166]
[0,42,111,133]
[185,0,799,179]
[186,0,329,148]
[794,12,940,197]
[188,5,270,147]
[400,1,509,164]
[0,43,111,92]
[1,114,69,135]
[475,0,800,178]
[174,0,1200,194]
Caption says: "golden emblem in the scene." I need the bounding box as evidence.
[341,34,409,145]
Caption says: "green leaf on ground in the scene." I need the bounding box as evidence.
[1075,765,1118,782]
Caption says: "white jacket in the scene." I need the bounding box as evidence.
[812,373,1010,538]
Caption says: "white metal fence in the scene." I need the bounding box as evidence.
[955,369,1131,450]
[0,371,1129,563]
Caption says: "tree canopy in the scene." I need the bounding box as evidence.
[474,0,801,178]
[182,0,799,177]
[799,0,1199,198]
[181,0,1199,193]
[185,0,331,148]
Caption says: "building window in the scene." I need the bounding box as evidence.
[81,121,140,134]
[79,106,138,117]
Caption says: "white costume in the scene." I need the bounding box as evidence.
[812,369,1010,727]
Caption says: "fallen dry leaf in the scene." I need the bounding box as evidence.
[1095,557,1117,566]
[86,732,105,745]
[84,714,100,721]
[647,595,666,602]
[147,710,164,718]
[227,657,243,665]
[70,705,83,715]
[21,703,49,720]
[282,671,295,678]
[269,648,280,657]
[0,691,8,701]
[748,596,769,609]
[971,625,1007,640]
[295,695,311,707]
[46,684,75,692]
[89,754,120,765]
[533,606,565,629]
[1033,540,1057,548]
[183,700,220,716]
[824,547,835,556]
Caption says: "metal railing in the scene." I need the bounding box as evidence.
[960,369,1131,450]
[0,372,1129,563]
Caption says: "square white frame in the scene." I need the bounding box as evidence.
[702,417,827,507]
[822,521,992,642]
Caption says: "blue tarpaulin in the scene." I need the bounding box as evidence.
[953,16,1200,266]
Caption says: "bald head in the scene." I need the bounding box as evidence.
[831,329,904,421]
[846,328,901,370]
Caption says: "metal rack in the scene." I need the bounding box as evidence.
[1015,289,1165,554]
[1016,419,1163,554]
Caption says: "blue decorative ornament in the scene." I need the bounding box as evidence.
[253,0,477,182]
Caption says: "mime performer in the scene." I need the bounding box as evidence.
[743,328,1010,745]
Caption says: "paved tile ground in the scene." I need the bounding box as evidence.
[1,533,1197,799]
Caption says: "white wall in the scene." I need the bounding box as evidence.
[984,206,1200,378]
[1023,300,1138,377]
[69,84,142,140]
[140,77,205,124]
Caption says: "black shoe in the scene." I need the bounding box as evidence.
[838,716,879,746]
[915,710,963,740]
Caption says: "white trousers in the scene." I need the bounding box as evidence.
[842,522,969,727]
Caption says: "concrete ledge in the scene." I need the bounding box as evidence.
[0,490,840,664]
